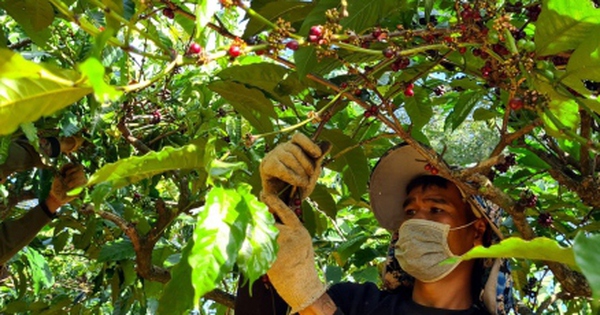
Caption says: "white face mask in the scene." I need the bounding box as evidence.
[394,219,476,283]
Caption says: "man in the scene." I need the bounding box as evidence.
[0,137,87,265]
[258,133,512,315]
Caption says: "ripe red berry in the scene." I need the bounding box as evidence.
[509,97,524,110]
[294,198,302,206]
[162,8,175,19]
[340,82,348,89]
[430,167,439,175]
[383,47,395,59]
[188,43,202,54]
[538,212,553,227]
[424,163,432,171]
[229,45,241,58]
[372,28,383,39]
[459,47,467,54]
[364,111,372,118]
[285,40,299,51]
[404,88,414,97]
[308,35,319,43]
[309,25,323,37]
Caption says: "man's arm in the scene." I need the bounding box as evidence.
[0,201,55,265]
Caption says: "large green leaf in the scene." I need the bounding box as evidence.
[97,239,136,262]
[535,0,600,56]
[158,186,251,313]
[0,49,46,79]
[0,77,92,136]
[535,81,580,138]
[403,92,433,130]
[573,232,600,299]
[24,248,54,295]
[311,183,338,219]
[79,57,123,103]
[157,230,195,314]
[208,81,275,134]
[217,63,294,107]
[235,185,278,285]
[320,129,369,200]
[565,31,600,83]
[0,0,53,47]
[194,0,220,39]
[445,90,484,131]
[87,139,207,188]
[449,237,578,268]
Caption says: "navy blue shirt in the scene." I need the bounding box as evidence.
[328,282,488,315]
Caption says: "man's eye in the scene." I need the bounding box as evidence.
[430,207,444,214]
[405,209,416,216]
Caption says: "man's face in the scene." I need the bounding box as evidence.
[401,183,480,256]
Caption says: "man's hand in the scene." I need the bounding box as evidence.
[260,133,330,201]
[263,193,328,314]
[45,164,87,212]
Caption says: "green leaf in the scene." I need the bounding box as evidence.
[24,247,54,295]
[565,29,600,83]
[333,233,368,267]
[208,81,275,134]
[194,0,220,39]
[157,232,195,314]
[511,148,551,170]
[0,136,10,165]
[0,49,45,79]
[87,139,207,188]
[535,81,580,137]
[0,0,53,47]
[320,129,369,200]
[102,0,124,31]
[217,63,294,107]
[98,239,136,262]
[404,93,433,130]
[235,185,278,285]
[0,77,92,136]
[535,0,600,56]
[79,57,123,103]
[450,237,578,268]
[310,183,338,219]
[472,108,499,121]
[574,232,600,299]
[445,90,483,131]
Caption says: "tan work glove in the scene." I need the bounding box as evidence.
[46,164,87,212]
[263,193,328,314]
[260,133,330,201]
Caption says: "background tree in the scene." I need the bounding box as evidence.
[1,0,600,314]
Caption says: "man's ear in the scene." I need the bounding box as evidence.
[472,218,487,246]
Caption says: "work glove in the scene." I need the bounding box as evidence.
[263,193,328,314]
[260,133,330,201]
[48,163,87,206]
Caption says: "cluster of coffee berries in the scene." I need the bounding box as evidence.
[526,4,542,22]
[424,163,439,175]
[391,57,410,72]
[292,198,303,218]
[537,212,553,228]
[404,83,415,97]
[433,85,447,96]
[363,105,379,118]
[520,191,538,208]
[494,153,517,173]
[460,3,483,21]
[371,27,388,41]
[308,25,325,44]
[151,110,162,124]
[383,47,396,59]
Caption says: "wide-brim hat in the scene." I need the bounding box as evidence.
[369,143,503,237]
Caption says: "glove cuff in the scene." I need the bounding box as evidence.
[290,284,328,314]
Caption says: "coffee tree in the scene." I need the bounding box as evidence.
[1,0,600,313]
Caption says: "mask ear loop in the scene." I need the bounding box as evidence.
[449,219,477,231]
[466,198,504,240]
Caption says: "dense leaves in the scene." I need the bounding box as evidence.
[1,0,600,314]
